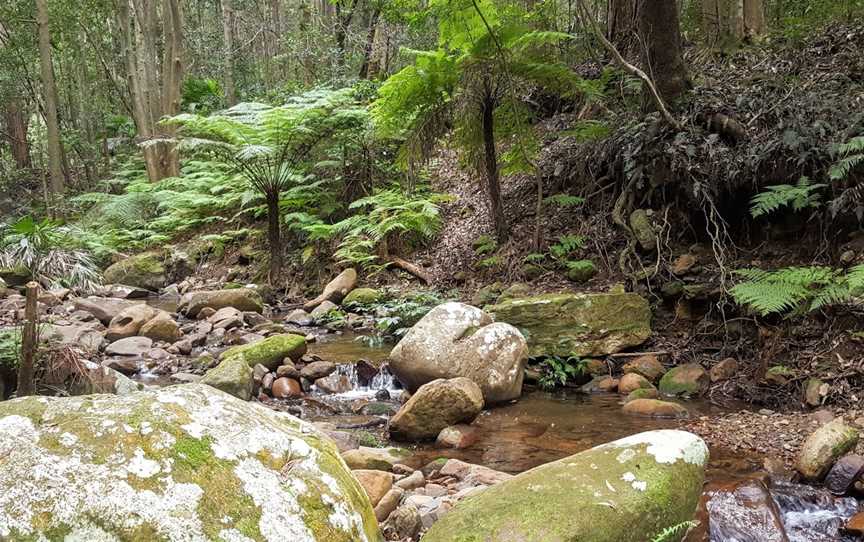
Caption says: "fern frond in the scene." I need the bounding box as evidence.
[750,177,825,218]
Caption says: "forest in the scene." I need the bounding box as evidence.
[1,0,864,540]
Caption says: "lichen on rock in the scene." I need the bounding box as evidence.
[0,384,380,542]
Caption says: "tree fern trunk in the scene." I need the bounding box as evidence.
[266,193,282,282]
[482,93,508,243]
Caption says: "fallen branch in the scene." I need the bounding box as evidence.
[608,351,670,358]
[387,256,431,284]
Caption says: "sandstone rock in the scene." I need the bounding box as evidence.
[824,454,864,495]
[659,363,709,397]
[385,504,421,540]
[486,293,651,358]
[389,302,528,403]
[343,288,380,306]
[374,487,404,523]
[271,377,303,399]
[103,252,166,291]
[621,354,665,382]
[73,296,138,325]
[394,470,425,490]
[389,378,484,441]
[0,384,380,540]
[710,358,739,382]
[436,424,478,449]
[102,284,151,299]
[105,336,153,356]
[581,375,619,393]
[285,309,313,326]
[629,209,657,252]
[705,478,787,542]
[618,373,654,395]
[301,361,336,380]
[796,419,860,480]
[438,459,513,487]
[342,447,408,471]
[626,388,659,401]
[139,311,182,343]
[200,355,253,400]
[102,357,144,376]
[671,254,698,276]
[304,268,358,310]
[277,362,301,379]
[208,306,244,328]
[220,334,307,371]
[846,511,864,535]
[179,289,263,318]
[197,306,216,320]
[423,430,708,542]
[310,300,339,320]
[315,373,352,394]
[622,398,689,418]
[43,323,104,351]
[804,378,829,408]
[353,470,393,507]
[106,304,160,341]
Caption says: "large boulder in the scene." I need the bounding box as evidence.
[73,296,138,325]
[103,252,167,292]
[139,311,182,343]
[0,384,380,541]
[422,430,708,542]
[389,302,528,403]
[304,268,357,310]
[389,378,484,441]
[180,288,264,318]
[796,419,860,480]
[220,334,307,371]
[106,304,160,341]
[486,292,651,358]
[200,355,254,400]
[659,364,709,397]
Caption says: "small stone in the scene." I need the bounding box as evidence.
[796,419,860,480]
[300,361,336,380]
[374,487,404,523]
[375,389,391,401]
[618,373,654,395]
[394,470,425,490]
[804,378,829,408]
[622,398,689,418]
[659,363,708,397]
[385,504,422,540]
[626,388,658,401]
[670,254,698,276]
[845,511,864,535]
[196,307,216,320]
[315,373,352,394]
[824,455,864,495]
[105,336,153,356]
[271,377,302,399]
[621,354,665,382]
[710,358,738,382]
[353,469,393,507]
[580,375,618,393]
[252,364,269,384]
[436,424,479,449]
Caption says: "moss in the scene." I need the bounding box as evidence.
[356,430,385,448]
[343,288,381,306]
[220,333,307,371]
[0,396,48,424]
[103,252,166,290]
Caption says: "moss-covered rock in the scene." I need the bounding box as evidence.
[566,260,597,283]
[470,282,504,307]
[343,288,381,306]
[423,430,708,542]
[103,252,167,292]
[200,355,254,400]
[180,289,264,318]
[486,292,651,358]
[0,266,29,287]
[659,364,708,397]
[796,419,859,480]
[0,384,381,541]
[221,334,307,371]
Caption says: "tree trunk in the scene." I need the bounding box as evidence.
[221,0,237,106]
[3,99,32,169]
[17,282,39,397]
[703,0,759,44]
[358,8,380,79]
[266,193,282,282]
[743,0,766,38]
[36,0,64,194]
[638,0,689,106]
[481,92,508,243]
[607,0,639,62]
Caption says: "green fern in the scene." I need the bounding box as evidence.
[731,265,864,316]
[749,176,825,218]
[650,520,698,542]
[544,194,585,208]
[829,136,864,181]
[549,234,585,260]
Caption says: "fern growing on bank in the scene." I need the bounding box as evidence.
[731,265,864,316]
[749,176,825,218]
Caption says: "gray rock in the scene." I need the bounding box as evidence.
[105,336,153,357]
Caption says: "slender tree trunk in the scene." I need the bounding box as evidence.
[743,0,766,38]
[221,0,237,105]
[638,0,689,105]
[703,0,764,43]
[17,282,39,397]
[36,0,64,194]
[358,8,380,79]
[3,100,32,169]
[481,92,508,243]
[607,0,638,62]
[266,193,282,282]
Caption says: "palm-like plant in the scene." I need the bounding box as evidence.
[372,0,598,242]
[166,89,370,280]
[0,217,100,292]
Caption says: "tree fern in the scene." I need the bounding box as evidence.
[749,176,825,218]
[829,136,864,181]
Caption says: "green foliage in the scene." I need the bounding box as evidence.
[731,265,864,316]
[475,255,502,269]
[304,187,448,270]
[369,290,451,339]
[543,194,585,208]
[830,136,864,180]
[0,329,21,370]
[561,120,612,142]
[0,217,100,291]
[650,520,698,542]
[749,176,825,218]
[182,78,224,114]
[537,356,586,390]
[549,234,585,261]
[472,235,497,256]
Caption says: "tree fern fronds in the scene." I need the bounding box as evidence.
[749,176,825,218]
[732,266,863,316]
[829,154,864,181]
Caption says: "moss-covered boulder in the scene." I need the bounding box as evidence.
[343,288,381,306]
[796,419,860,480]
[423,430,708,542]
[221,334,307,371]
[0,384,381,541]
[388,378,484,442]
[180,288,264,318]
[200,355,254,400]
[659,364,709,397]
[103,252,167,292]
[486,292,651,358]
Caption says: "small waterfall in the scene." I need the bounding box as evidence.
[330,362,400,399]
